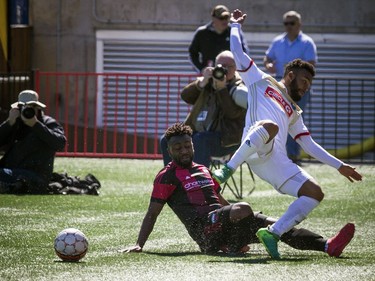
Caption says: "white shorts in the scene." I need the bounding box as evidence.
[278,170,312,197]
[246,142,312,195]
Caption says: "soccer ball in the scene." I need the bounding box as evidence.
[54,228,89,262]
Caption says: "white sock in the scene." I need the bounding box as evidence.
[269,196,320,237]
[227,126,269,170]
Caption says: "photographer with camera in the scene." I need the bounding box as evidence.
[0,90,66,194]
[160,51,247,167]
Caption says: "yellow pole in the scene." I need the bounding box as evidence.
[0,0,7,61]
[301,136,375,159]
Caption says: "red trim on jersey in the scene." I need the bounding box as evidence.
[237,59,254,73]
[152,183,175,200]
[294,132,310,140]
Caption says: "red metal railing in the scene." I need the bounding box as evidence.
[29,71,375,163]
[35,71,196,158]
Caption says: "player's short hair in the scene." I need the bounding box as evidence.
[165,122,193,142]
[283,58,315,78]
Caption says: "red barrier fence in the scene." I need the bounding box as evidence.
[1,71,373,163]
[35,71,196,158]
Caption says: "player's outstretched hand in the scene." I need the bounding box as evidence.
[118,245,142,253]
[231,9,247,24]
[338,163,363,182]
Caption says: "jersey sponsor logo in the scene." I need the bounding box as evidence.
[184,178,214,191]
[264,86,293,117]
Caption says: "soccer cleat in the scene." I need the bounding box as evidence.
[256,227,281,259]
[326,223,355,257]
[212,164,234,184]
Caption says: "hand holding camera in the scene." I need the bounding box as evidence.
[19,105,36,119]
[17,105,37,127]
[212,64,228,81]
[198,64,228,89]
[8,108,20,126]
[212,64,228,90]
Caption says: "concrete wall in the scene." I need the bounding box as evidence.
[27,0,375,72]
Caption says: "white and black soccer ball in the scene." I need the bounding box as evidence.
[54,228,89,262]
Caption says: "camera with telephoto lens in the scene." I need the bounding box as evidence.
[18,105,36,119]
[212,64,228,81]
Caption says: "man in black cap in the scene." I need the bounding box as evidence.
[188,5,249,73]
[0,90,66,194]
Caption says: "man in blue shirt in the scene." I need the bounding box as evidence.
[263,11,317,165]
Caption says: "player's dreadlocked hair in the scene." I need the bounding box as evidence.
[283,58,315,78]
[164,122,193,141]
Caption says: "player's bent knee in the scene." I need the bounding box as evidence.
[311,186,324,201]
[258,120,278,140]
[298,184,324,201]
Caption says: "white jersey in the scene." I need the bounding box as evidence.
[241,69,309,189]
[230,22,343,190]
[241,68,309,153]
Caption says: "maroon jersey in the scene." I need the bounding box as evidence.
[151,161,222,244]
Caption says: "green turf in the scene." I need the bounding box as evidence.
[0,158,374,281]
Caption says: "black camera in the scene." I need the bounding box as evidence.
[212,64,228,81]
[18,105,36,119]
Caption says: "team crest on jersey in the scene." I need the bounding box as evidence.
[264,86,293,117]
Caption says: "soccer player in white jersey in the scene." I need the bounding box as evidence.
[212,9,363,259]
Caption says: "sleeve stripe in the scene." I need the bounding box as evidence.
[237,59,254,73]
[294,132,310,140]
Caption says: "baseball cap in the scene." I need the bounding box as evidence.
[211,5,230,18]
[11,90,46,108]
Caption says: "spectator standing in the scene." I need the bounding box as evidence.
[263,10,317,164]
[0,90,67,194]
[160,51,247,167]
[189,5,249,73]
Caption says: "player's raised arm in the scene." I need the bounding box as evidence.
[230,10,252,71]
[230,9,265,86]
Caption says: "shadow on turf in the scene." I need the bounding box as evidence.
[143,251,202,257]
[208,256,310,264]
[54,260,87,264]
[144,251,310,263]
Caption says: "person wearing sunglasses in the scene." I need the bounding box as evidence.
[263,11,317,166]
[189,5,249,73]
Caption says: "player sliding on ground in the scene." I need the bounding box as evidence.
[121,123,355,258]
[212,9,363,259]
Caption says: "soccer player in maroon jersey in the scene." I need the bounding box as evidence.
[120,123,354,257]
